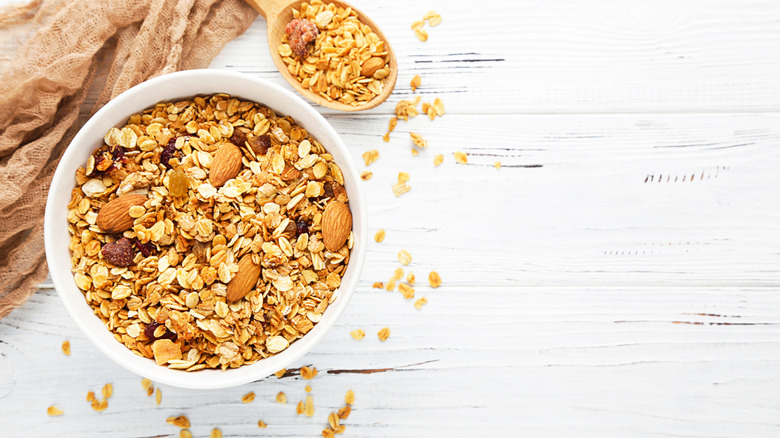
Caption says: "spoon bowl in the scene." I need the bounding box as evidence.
[245,0,397,111]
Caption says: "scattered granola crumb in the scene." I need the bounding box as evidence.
[394,267,404,280]
[362,149,379,166]
[276,392,288,404]
[361,171,373,180]
[61,340,70,356]
[350,329,365,340]
[328,412,341,430]
[388,116,397,133]
[454,151,468,164]
[414,27,428,42]
[395,97,420,121]
[210,428,222,438]
[410,75,421,91]
[409,132,428,149]
[433,98,445,117]
[101,383,113,400]
[494,161,501,169]
[90,398,108,412]
[338,405,352,419]
[47,406,64,416]
[382,132,390,142]
[275,369,287,378]
[258,420,268,428]
[142,378,154,397]
[301,366,318,380]
[424,10,443,26]
[86,391,95,402]
[296,400,304,415]
[155,387,162,405]
[345,390,355,405]
[398,171,410,183]
[429,271,442,288]
[414,297,428,309]
[242,392,256,403]
[180,430,193,438]
[434,154,444,167]
[406,272,416,285]
[374,229,385,243]
[398,249,412,266]
[167,416,191,429]
[411,148,419,156]
[372,282,384,289]
[304,395,315,417]
[377,327,391,342]
[322,429,336,438]
[385,278,397,292]
[412,11,441,41]
[399,283,415,299]
[392,181,411,197]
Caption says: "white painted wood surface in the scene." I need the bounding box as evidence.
[2,0,780,436]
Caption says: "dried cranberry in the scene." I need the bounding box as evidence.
[131,238,156,257]
[296,219,309,235]
[248,134,271,155]
[144,321,176,341]
[92,152,116,174]
[110,145,126,163]
[230,128,248,148]
[286,18,319,58]
[101,237,134,267]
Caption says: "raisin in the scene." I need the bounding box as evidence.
[248,134,271,155]
[101,237,134,267]
[296,219,309,236]
[285,18,319,58]
[160,137,179,169]
[193,241,209,264]
[169,168,189,198]
[283,220,298,239]
[131,238,156,258]
[230,128,248,148]
[321,182,334,199]
[144,321,176,341]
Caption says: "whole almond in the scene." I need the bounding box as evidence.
[95,194,147,233]
[322,201,352,252]
[226,254,261,303]
[361,57,385,77]
[209,143,243,187]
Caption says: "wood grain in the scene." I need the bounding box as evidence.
[2,0,780,436]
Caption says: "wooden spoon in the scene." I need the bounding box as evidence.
[244,0,398,112]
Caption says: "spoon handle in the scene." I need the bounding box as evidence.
[243,0,292,19]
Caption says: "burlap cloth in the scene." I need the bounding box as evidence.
[0,0,258,318]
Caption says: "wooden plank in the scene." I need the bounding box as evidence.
[209,0,780,114]
[2,286,780,436]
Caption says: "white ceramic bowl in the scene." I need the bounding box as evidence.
[44,70,366,389]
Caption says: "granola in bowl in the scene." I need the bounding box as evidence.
[66,93,353,371]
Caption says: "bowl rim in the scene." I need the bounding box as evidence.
[43,69,367,389]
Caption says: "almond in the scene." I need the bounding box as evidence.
[209,143,243,187]
[361,57,385,77]
[322,201,352,252]
[226,254,261,303]
[95,194,147,233]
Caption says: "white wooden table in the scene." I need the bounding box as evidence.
[3,0,780,436]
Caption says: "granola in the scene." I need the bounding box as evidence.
[67,94,353,371]
[279,0,391,107]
